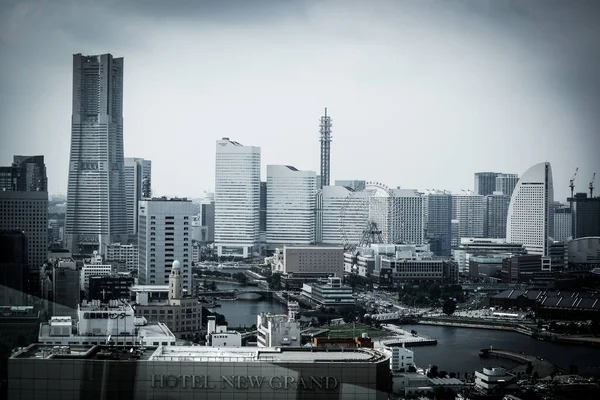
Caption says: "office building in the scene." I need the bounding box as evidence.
[570,193,600,238]
[390,189,424,245]
[214,138,261,258]
[301,277,355,307]
[452,192,486,240]
[88,275,134,302]
[319,108,332,188]
[9,344,391,400]
[453,238,526,274]
[256,303,301,347]
[266,165,317,248]
[0,155,47,192]
[0,230,28,305]
[105,242,138,273]
[205,316,242,347]
[485,192,511,238]
[124,157,152,236]
[507,162,554,256]
[495,173,519,198]
[273,246,344,289]
[260,181,267,233]
[138,197,194,291]
[39,301,176,347]
[0,190,48,297]
[321,185,369,246]
[66,53,127,255]
[474,172,499,196]
[80,251,113,292]
[52,260,80,319]
[423,190,452,256]
[553,203,572,242]
[134,260,201,339]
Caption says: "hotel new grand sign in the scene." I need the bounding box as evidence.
[151,374,339,391]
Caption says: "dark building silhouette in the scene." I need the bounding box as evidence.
[0,155,47,192]
[474,172,499,196]
[201,201,215,242]
[260,181,267,233]
[88,275,134,302]
[0,230,28,305]
[569,193,600,238]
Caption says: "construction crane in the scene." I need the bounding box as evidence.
[569,167,579,198]
[590,173,596,198]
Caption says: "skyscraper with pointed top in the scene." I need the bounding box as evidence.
[65,53,127,255]
[319,108,332,189]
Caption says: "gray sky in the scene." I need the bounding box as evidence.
[1,0,599,201]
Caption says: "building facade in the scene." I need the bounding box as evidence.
[215,138,261,258]
[423,191,452,256]
[88,275,134,301]
[124,157,152,236]
[278,246,344,277]
[553,203,572,242]
[105,242,138,273]
[389,189,424,245]
[474,172,499,196]
[495,173,519,198]
[0,230,28,305]
[301,277,355,307]
[570,193,600,239]
[452,192,486,240]
[321,186,368,246]
[256,305,301,347]
[266,165,316,248]
[0,190,48,297]
[80,251,113,292]
[138,198,194,291]
[52,260,80,319]
[66,53,127,255]
[0,155,47,192]
[506,162,554,256]
[485,192,511,238]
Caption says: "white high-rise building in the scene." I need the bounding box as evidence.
[138,198,194,291]
[214,138,261,258]
[321,186,368,245]
[452,191,486,239]
[266,165,316,248]
[124,157,151,236]
[390,189,424,245]
[507,162,554,256]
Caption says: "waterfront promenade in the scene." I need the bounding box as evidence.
[375,324,437,347]
[480,348,560,378]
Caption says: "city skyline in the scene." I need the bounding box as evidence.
[1,0,599,201]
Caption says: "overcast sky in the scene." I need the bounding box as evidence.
[1,0,599,201]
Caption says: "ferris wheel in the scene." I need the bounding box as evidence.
[339,181,395,252]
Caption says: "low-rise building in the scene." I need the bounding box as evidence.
[38,301,176,347]
[88,274,134,302]
[256,302,301,347]
[385,345,414,373]
[205,316,242,347]
[474,367,517,394]
[105,242,139,273]
[134,260,201,339]
[80,251,113,292]
[301,277,355,308]
[272,246,344,289]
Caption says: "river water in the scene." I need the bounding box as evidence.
[210,282,600,377]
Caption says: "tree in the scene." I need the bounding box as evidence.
[429,284,442,300]
[442,298,456,316]
[427,365,439,378]
[532,371,539,382]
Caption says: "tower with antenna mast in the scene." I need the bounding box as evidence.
[319,107,332,189]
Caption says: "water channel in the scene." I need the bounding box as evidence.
[209,281,600,377]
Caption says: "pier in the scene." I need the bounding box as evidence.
[376,324,437,347]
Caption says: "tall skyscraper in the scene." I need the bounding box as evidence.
[214,138,261,258]
[495,173,519,197]
[138,198,194,291]
[321,186,368,246]
[474,172,499,196]
[452,192,486,239]
[569,193,600,239]
[553,203,572,242]
[266,165,316,249]
[66,53,127,255]
[390,189,424,245]
[507,162,554,256]
[485,192,511,238]
[124,157,152,236]
[260,181,267,234]
[424,190,453,256]
[319,108,332,189]
[0,155,48,297]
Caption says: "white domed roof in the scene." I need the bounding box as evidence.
[172,260,181,269]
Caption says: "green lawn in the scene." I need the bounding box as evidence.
[325,323,389,338]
